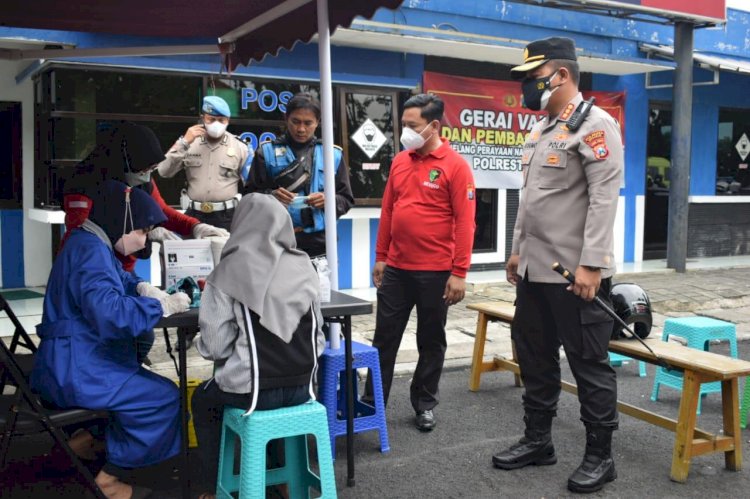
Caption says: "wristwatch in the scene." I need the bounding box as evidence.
[178,136,190,148]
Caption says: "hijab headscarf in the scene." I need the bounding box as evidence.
[87,179,166,246]
[65,122,165,195]
[207,193,322,342]
[114,121,165,174]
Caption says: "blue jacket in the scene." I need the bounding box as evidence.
[31,230,163,408]
[259,141,343,233]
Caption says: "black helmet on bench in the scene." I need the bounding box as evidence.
[610,283,652,339]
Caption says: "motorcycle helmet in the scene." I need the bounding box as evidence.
[610,283,652,339]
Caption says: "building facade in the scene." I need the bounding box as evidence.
[1,1,749,289]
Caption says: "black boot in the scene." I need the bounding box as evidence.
[492,411,556,470]
[567,425,617,493]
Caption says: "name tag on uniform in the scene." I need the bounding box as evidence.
[227,148,235,157]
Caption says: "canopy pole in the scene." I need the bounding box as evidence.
[666,21,693,273]
[317,0,341,349]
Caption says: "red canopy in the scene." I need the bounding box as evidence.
[0,0,403,70]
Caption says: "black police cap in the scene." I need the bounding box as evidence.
[511,37,577,79]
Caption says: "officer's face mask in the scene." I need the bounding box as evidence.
[114,229,148,256]
[521,70,560,111]
[400,121,437,151]
[204,120,228,139]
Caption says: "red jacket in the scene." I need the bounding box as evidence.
[376,138,476,278]
[62,179,200,272]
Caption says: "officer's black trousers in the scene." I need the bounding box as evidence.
[512,275,618,426]
[370,267,450,412]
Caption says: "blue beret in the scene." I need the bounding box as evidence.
[202,96,231,117]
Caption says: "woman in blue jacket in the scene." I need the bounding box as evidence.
[31,179,190,498]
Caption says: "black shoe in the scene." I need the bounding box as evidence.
[567,454,616,493]
[492,437,557,470]
[415,410,436,431]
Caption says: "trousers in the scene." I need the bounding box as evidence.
[368,266,450,412]
[512,275,618,426]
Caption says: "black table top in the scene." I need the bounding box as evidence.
[156,289,372,329]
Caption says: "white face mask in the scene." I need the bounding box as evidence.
[400,122,435,150]
[125,170,151,187]
[114,230,148,256]
[204,121,228,139]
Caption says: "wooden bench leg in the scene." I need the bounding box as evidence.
[671,370,701,483]
[469,312,489,392]
[721,377,742,471]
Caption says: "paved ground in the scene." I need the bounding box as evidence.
[5,341,750,498]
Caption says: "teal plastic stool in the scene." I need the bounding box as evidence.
[651,316,737,415]
[608,352,647,377]
[216,401,337,499]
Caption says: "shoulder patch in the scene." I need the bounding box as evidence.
[583,130,609,160]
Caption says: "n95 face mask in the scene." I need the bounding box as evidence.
[205,121,228,139]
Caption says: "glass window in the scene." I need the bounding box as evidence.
[717,108,750,195]
[213,78,318,122]
[474,189,497,252]
[341,90,398,202]
[0,102,22,208]
[53,69,202,115]
[644,104,671,259]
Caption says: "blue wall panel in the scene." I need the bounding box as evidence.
[336,219,352,290]
[0,210,25,288]
[369,218,379,275]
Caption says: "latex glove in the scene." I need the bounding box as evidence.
[192,223,230,239]
[148,227,181,243]
[136,282,169,300]
[159,292,191,317]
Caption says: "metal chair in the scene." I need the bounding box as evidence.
[0,293,37,392]
[0,335,108,499]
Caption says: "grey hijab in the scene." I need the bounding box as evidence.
[207,193,322,343]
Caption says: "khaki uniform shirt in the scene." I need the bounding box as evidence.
[511,93,623,283]
[158,132,249,203]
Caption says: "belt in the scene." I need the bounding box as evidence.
[190,198,238,213]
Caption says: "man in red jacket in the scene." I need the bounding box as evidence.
[368,93,476,431]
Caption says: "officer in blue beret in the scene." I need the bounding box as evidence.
[158,95,250,231]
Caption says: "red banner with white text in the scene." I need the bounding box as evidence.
[423,71,625,189]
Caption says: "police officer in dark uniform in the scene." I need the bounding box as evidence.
[492,37,623,494]
[243,92,354,258]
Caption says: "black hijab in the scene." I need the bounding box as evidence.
[87,179,166,245]
[65,122,165,195]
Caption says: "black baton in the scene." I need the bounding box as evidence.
[552,262,671,369]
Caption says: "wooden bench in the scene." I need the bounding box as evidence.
[466,301,750,483]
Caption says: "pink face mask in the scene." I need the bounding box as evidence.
[114,230,148,256]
